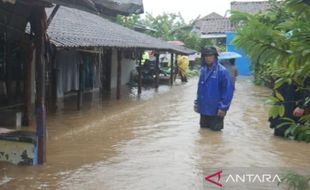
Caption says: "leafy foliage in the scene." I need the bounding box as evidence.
[275,116,310,142]
[116,12,212,51]
[279,171,310,190]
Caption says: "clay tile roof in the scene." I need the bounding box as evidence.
[195,13,234,34]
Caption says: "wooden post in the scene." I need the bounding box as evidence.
[31,7,48,164]
[77,54,84,110]
[47,5,60,26]
[106,49,112,92]
[116,50,122,100]
[100,49,106,95]
[137,51,143,95]
[174,54,179,82]
[170,53,174,85]
[155,53,159,88]
[22,40,34,126]
[51,48,58,112]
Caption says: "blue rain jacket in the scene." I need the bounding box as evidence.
[196,61,234,116]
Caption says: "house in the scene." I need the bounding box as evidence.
[194,1,275,75]
[0,0,144,166]
[231,1,272,14]
[46,6,194,101]
[0,0,195,165]
[194,12,234,45]
[194,1,274,42]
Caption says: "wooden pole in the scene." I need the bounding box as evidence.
[106,49,112,92]
[51,48,57,112]
[174,54,178,82]
[116,50,122,100]
[137,51,143,95]
[77,54,84,110]
[170,53,174,86]
[47,5,60,26]
[22,40,34,126]
[99,49,104,96]
[32,7,48,164]
[155,53,159,89]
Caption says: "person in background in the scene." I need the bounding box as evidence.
[194,47,234,131]
[177,55,189,82]
[293,77,310,117]
[221,59,239,85]
[269,77,309,137]
[141,51,150,66]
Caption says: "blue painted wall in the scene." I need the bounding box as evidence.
[226,32,252,76]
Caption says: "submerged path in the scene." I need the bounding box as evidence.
[0,78,309,189]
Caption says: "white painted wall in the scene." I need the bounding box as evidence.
[110,49,137,89]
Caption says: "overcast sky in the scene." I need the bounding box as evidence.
[142,0,265,22]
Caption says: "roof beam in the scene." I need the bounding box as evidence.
[47,5,60,26]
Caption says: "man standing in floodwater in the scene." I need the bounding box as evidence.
[194,47,234,131]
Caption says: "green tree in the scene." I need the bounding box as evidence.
[231,0,310,142]
[116,14,142,29]
[117,12,211,51]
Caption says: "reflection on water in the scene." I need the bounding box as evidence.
[0,78,309,190]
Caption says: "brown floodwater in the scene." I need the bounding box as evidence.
[0,78,309,190]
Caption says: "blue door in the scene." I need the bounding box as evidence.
[226,32,252,76]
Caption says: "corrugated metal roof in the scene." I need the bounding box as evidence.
[47,6,195,55]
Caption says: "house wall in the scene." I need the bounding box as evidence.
[55,50,80,98]
[226,32,252,76]
[0,139,37,165]
[56,49,137,98]
[110,49,137,89]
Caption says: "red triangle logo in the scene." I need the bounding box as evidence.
[205,170,223,187]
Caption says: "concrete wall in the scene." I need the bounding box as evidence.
[56,50,80,98]
[110,49,137,89]
[55,49,136,97]
[0,140,37,165]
